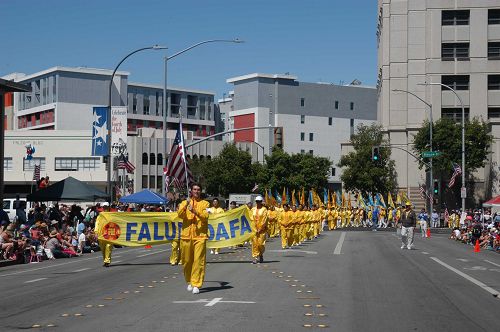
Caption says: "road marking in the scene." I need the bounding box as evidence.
[113,260,122,264]
[173,297,255,306]
[24,277,47,283]
[333,232,346,255]
[485,260,500,268]
[269,250,317,254]
[457,258,469,262]
[72,268,90,273]
[137,249,169,257]
[430,257,499,297]
[421,252,429,255]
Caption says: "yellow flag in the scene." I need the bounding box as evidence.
[396,192,401,206]
[291,189,297,207]
[300,187,306,205]
[388,192,395,208]
[347,192,352,209]
[332,192,337,208]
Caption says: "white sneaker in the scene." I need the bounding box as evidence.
[215,251,219,255]
[187,284,193,292]
[210,250,214,254]
[192,287,200,294]
[401,244,405,249]
[407,245,412,250]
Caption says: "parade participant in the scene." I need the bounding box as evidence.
[431,209,439,228]
[268,205,278,238]
[328,207,335,230]
[418,208,429,238]
[398,202,417,249]
[304,205,312,241]
[279,204,293,249]
[312,204,321,238]
[169,205,181,266]
[98,203,113,267]
[250,196,268,264]
[177,183,210,294]
[209,198,224,255]
[378,207,387,228]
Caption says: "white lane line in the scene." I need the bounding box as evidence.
[269,250,318,255]
[72,268,90,273]
[485,260,500,268]
[430,257,499,297]
[205,297,223,306]
[421,252,429,255]
[333,232,346,255]
[0,247,138,278]
[113,260,122,264]
[136,249,169,258]
[24,278,47,283]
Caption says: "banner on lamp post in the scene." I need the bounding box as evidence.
[111,106,128,156]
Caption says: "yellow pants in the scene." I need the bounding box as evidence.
[99,240,113,264]
[314,222,320,237]
[280,227,287,248]
[181,239,207,288]
[328,219,335,230]
[252,232,267,258]
[170,239,180,265]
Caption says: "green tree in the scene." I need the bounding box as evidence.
[412,117,493,177]
[338,123,397,196]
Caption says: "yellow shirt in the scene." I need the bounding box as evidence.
[209,207,224,215]
[251,206,268,233]
[280,210,294,229]
[178,198,210,240]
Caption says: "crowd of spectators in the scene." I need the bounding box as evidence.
[449,208,500,252]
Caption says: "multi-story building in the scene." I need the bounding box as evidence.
[226,73,378,187]
[377,1,500,203]
[5,66,217,138]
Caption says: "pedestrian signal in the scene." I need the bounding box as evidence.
[372,146,380,161]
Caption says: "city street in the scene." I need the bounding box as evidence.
[0,230,499,331]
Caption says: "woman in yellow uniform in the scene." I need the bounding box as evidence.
[177,183,210,294]
[251,195,268,264]
[279,204,293,249]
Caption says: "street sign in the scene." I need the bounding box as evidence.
[422,151,441,158]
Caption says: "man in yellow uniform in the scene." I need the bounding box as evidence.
[251,195,268,264]
[301,205,310,242]
[209,198,225,255]
[98,203,113,267]
[279,204,293,249]
[177,183,210,294]
[267,205,278,238]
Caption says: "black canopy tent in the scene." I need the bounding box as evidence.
[27,176,108,202]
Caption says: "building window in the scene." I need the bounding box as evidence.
[155,91,160,116]
[441,108,470,122]
[300,132,305,141]
[149,176,155,189]
[489,75,500,90]
[309,150,313,155]
[157,176,163,189]
[142,152,148,165]
[55,157,100,171]
[301,149,305,154]
[488,107,500,119]
[301,115,305,124]
[335,101,339,109]
[199,97,206,120]
[150,153,156,165]
[171,93,181,117]
[23,157,45,171]
[350,102,354,110]
[309,133,314,141]
[187,95,197,119]
[442,10,469,26]
[441,75,469,90]
[157,153,163,166]
[489,9,500,25]
[143,95,150,115]
[3,157,12,171]
[488,42,500,60]
[300,98,305,107]
[328,117,332,126]
[132,93,137,113]
[331,167,336,176]
[442,43,469,61]
[350,119,354,137]
[142,175,148,189]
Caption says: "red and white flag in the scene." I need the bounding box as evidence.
[448,163,462,188]
[165,119,193,190]
[117,154,135,173]
[33,164,41,182]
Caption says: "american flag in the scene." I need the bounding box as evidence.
[165,119,192,190]
[33,164,41,182]
[419,184,426,200]
[447,163,462,188]
[444,208,449,222]
[117,154,135,173]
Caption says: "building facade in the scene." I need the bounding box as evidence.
[226,73,378,186]
[377,1,500,203]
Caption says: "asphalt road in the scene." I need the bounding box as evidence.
[0,229,499,332]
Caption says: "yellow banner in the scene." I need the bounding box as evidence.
[95,206,255,249]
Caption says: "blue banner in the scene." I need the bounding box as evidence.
[92,106,108,156]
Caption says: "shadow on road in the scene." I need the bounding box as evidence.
[200,281,233,293]
[208,260,280,264]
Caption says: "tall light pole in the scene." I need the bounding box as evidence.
[107,45,166,202]
[419,82,466,212]
[392,89,433,215]
[242,140,264,163]
[162,39,243,196]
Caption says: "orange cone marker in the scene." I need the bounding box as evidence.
[144,245,152,249]
[474,239,480,253]
[426,228,431,238]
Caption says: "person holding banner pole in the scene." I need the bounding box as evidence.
[250,195,268,264]
[99,203,113,267]
[178,183,210,294]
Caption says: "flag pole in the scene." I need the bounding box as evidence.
[179,113,190,202]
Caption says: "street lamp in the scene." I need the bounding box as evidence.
[241,141,264,163]
[107,45,167,202]
[392,89,433,215]
[162,39,243,196]
[419,82,466,212]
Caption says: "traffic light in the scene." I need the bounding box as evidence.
[274,127,283,148]
[433,179,439,195]
[371,146,380,161]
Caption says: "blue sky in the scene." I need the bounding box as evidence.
[0,0,378,98]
